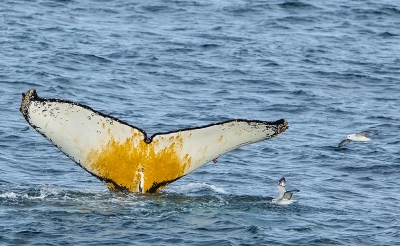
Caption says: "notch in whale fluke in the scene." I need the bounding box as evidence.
[20,89,288,193]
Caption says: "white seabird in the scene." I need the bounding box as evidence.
[271,177,299,205]
[338,131,371,148]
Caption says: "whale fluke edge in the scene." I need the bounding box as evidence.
[20,89,288,193]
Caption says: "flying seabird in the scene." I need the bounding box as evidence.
[338,131,371,148]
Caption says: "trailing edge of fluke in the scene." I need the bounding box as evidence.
[20,89,289,193]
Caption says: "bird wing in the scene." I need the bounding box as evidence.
[277,185,287,199]
[356,131,370,137]
[282,189,299,200]
[278,177,286,186]
[338,139,352,148]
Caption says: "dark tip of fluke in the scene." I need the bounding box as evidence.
[278,119,289,133]
[20,89,38,116]
[277,119,285,125]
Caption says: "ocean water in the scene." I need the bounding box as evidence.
[1,0,400,245]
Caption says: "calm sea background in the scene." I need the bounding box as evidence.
[1,0,400,245]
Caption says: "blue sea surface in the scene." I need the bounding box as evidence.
[1,0,400,245]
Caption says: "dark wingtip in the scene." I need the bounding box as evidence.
[278,177,286,185]
[338,139,351,148]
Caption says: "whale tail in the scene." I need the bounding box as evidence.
[20,89,288,193]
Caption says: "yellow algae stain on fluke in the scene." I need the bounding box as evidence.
[86,133,188,193]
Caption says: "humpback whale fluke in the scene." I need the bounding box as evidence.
[20,89,289,193]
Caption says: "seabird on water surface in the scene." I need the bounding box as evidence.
[271,177,299,205]
[338,131,371,148]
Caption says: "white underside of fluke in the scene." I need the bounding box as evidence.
[20,89,288,193]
